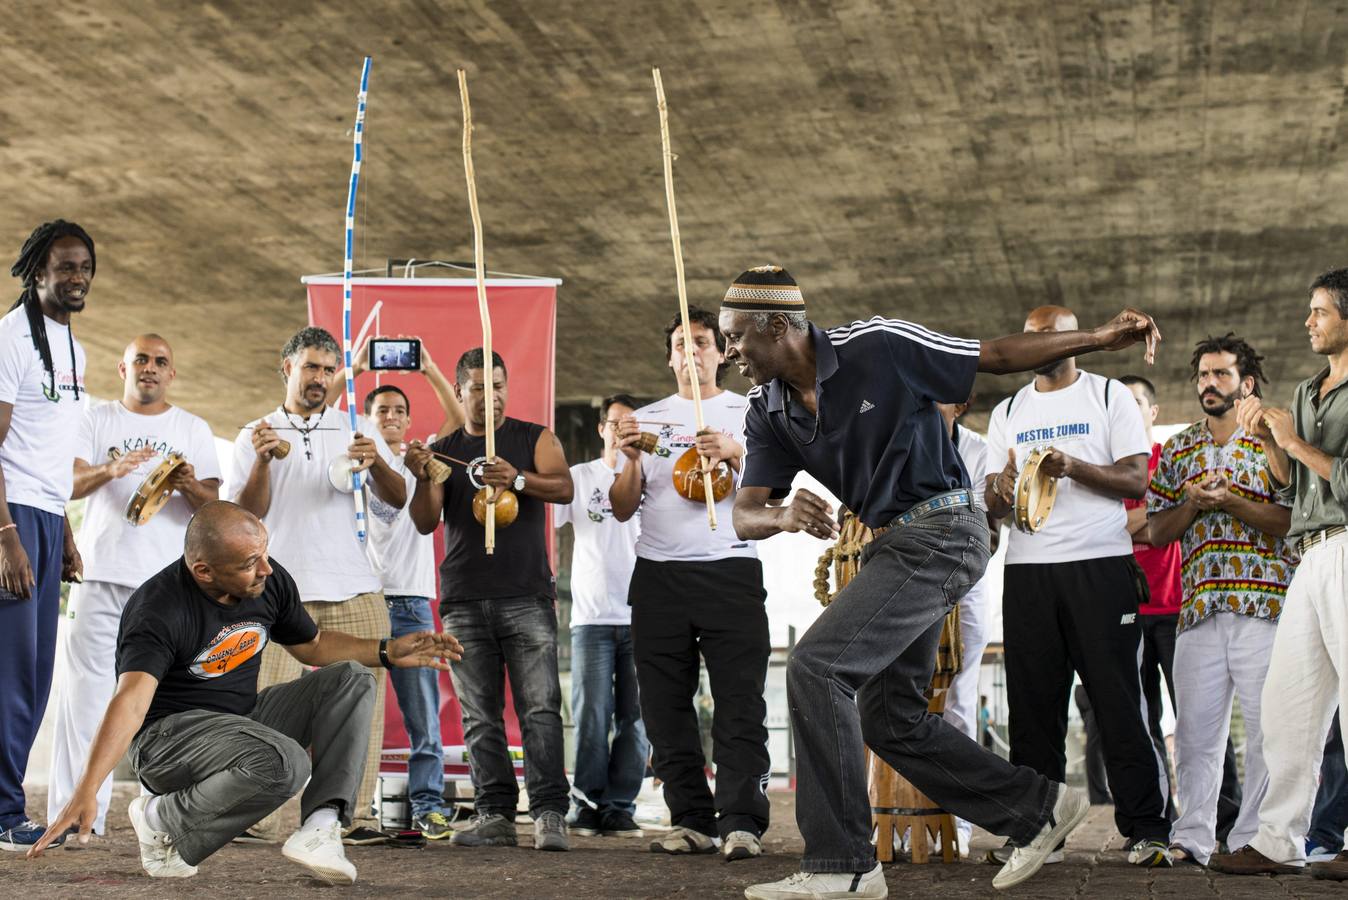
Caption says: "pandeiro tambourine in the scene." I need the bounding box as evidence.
[1013,447,1060,534]
[125,454,187,526]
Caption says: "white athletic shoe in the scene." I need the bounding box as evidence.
[282,822,357,885]
[744,862,887,899]
[127,796,198,878]
[991,785,1089,890]
[724,830,763,861]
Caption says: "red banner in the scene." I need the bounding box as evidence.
[305,275,558,774]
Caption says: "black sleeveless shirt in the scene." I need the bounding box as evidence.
[431,418,554,611]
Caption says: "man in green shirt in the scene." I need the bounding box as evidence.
[1209,268,1348,878]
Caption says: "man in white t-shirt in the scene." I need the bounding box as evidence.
[555,393,647,839]
[935,397,999,858]
[611,308,769,863]
[231,327,406,844]
[47,334,221,839]
[358,342,463,840]
[985,305,1170,866]
[0,221,92,851]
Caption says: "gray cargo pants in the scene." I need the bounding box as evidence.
[129,660,375,866]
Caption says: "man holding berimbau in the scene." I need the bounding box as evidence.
[719,266,1161,897]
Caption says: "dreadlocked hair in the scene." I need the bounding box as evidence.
[9,220,95,400]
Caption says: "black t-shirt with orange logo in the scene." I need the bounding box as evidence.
[116,557,319,730]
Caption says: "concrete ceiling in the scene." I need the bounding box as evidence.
[5,0,1347,433]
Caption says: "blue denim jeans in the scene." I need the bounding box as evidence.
[440,595,569,818]
[570,624,649,817]
[386,596,446,818]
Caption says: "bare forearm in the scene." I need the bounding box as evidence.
[1126,505,1149,537]
[290,631,382,668]
[1224,495,1293,538]
[1146,502,1197,547]
[410,481,443,534]
[522,471,573,504]
[76,692,150,796]
[1066,460,1148,500]
[235,463,272,517]
[71,462,116,500]
[367,460,407,508]
[1265,442,1293,487]
[984,476,1013,520]
[425,365,465,438]
[178,478,220,511]
[609,463,643,521]
[978,330,1104,375]
[731,498,788,540]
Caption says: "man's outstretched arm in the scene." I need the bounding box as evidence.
[978,308,1160,374]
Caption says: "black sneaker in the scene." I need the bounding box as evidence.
[600,809,643,838]
[571,807,602,837]
[231,828,277,845]
[341,825,391,846]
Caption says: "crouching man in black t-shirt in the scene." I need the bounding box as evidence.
[25,501,462,884]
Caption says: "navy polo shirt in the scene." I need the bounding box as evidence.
[741,318,980,529]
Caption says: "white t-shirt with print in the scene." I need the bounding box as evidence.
[628,391,757,563]
[229,406,389,602]
[77,401,222,588]
[986,371,1149,565]
[0,306,87,514]
[367,453,437,599]
[556,456,640,626]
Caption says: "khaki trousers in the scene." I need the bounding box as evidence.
[254,591,389,835]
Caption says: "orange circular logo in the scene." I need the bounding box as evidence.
[189,623,269,679]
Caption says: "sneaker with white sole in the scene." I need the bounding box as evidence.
[127,797,197,878]
[744,862,887,899]
[534,810,570,851]
[724,830,762,861]
[452,812,518,847]
[991,785,1089,890]
[651,825,720,854]
[282,822,357,885]
[1127,839,1173,868]
[985,839,1064,865]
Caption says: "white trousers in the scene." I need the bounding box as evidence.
[46,580,134,833]
[944,577,991,843]
[1168,612,1276,863]
[1251,531,1348,865]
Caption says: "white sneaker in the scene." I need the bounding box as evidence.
[724,830,763,861]
[650,825,720,854]
[991,785,1089,890]
[744,862,887,899]
[127,796,198,878]
[985,840,1064,865]
[282,822,357,885]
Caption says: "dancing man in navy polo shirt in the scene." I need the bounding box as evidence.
[720,266,1161,898]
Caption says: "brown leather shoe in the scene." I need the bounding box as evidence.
[1311,851,1348,880]
[1208,846,1301,876]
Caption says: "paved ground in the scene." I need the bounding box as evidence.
[4,785,1345,898]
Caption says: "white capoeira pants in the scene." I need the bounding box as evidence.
[46,580,135,833]
[1169,612,1276,864]
[943,577,991,844]
[1251,531,1348,865]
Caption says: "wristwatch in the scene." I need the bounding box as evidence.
[513,472,526,492]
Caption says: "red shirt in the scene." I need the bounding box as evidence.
[1127,443,1182,616]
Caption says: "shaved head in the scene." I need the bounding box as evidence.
[185,501,264,565]
[119,333,176,407]
[1025,306,1079,377]
[1024,306,1078,333]
[123,333,173,363]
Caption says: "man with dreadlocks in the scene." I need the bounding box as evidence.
[0,220,93,851]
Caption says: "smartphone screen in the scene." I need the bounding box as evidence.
[368,338,421,371]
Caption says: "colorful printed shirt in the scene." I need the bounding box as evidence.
[1148,421,1298,634]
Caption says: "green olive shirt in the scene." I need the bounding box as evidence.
[1277,366,1348,539]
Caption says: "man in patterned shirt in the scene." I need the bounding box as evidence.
[1146,333,1296,865]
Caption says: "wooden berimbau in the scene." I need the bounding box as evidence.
[815,512,963,864]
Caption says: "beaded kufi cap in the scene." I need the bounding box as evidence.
[720,265,804,313]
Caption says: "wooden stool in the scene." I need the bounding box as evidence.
[867,609,962,864]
